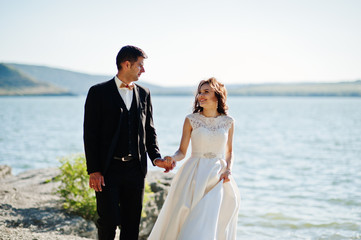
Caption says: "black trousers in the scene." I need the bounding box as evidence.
[96,160,145,240]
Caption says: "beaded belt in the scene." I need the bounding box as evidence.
[191,152,224,159]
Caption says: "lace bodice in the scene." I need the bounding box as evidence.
[187,113,234,157]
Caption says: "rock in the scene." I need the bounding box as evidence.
[0,165,96,239]
[0,165,175,240]
[0,203,96,238]
[0,225,92,240]
[139,171,174,239]
[0,165,11,179]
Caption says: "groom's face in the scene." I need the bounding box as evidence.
[129,57,145,82]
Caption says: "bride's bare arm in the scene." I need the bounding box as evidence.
[225,122,234,170]
[168,117,192,162]
[220,122,234,182]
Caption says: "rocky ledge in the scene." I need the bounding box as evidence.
[0,165,174,240]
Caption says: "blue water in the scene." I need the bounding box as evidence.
[1,96,361,239]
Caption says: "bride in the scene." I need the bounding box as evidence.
[149,77,241,240]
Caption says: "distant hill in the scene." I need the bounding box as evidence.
[1,63,360,96]
[7,63,161,95]
[0,63,71,96]
[226,81,361,97]
[149,81,361,97]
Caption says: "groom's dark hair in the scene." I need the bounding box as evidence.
[116,45,148,70]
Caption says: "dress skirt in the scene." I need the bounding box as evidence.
[148,153,240,240]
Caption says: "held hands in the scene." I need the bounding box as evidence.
[164,156,176,172]
[155,156,176,173]
[220,169,231,183]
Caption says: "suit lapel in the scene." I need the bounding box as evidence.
[133,84,141,117]
[109,78,141,116]
[133,84,142,162]
[109,78,126,110]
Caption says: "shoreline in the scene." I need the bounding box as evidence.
[0,165,174,240]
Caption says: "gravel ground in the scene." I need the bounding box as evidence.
[0,165,96,240]
[0,165,174,240]
[0,225,92,240]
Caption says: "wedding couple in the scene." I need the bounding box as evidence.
[83,45,240,240]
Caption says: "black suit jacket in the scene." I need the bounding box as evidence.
[83,78,161,177]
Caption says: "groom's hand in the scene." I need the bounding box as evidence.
[89,172,105,192]
[154,158,175,173]
[164,156,176,171]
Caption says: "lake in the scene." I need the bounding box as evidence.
[0,95,360,239]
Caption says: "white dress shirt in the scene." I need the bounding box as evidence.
[115,76,134,110]
[115,76,162,165]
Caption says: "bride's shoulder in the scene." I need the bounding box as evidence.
[185,112,200,120]
[185,113,202,128]
[221,114,234,122]
[220,115,235,129]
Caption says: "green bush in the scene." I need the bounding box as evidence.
[55,154,153,221]
[142,181,153,218]
[55,154,97,221]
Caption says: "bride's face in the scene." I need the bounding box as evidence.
[197,83,218,109]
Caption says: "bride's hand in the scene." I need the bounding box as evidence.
[154,157,176,173]
[164,156,176,170]
[220,170,231,183]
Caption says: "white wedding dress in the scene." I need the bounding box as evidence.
[148,113,241,240]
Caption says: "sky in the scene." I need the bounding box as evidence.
[1,0,361,87]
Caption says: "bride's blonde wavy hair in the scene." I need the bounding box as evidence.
[193,77,228,115]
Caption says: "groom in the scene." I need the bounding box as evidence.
[83,45,173,240]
